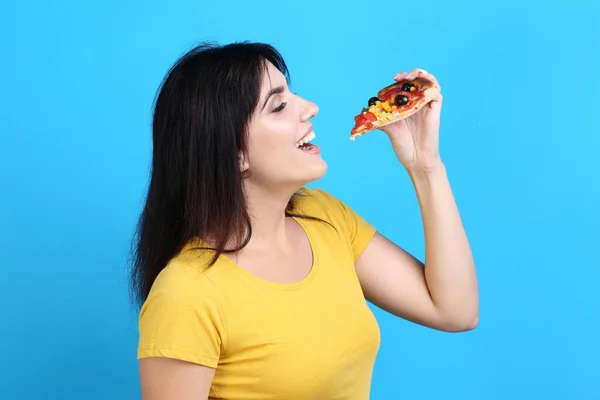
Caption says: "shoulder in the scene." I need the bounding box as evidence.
[293,187,348,221]
[138,253,228,365]
[294,187,377,260]
[293,187,369,228]
[294,187,376,239]
[143,248,224,307]
[139,247,228,330]
[138,255,227,368]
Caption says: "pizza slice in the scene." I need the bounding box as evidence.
[350,77,440,140]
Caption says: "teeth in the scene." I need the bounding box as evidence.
[296,131,316,147]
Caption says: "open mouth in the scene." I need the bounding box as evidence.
[295,131,316,151]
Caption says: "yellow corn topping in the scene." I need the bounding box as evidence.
[368,99,397,121]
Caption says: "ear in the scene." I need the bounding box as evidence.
[239,151,250,174]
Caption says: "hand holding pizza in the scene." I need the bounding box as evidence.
[381,69,443,170]
[350,68,443,170]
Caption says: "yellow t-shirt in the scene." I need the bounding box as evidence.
[137,188,380,399]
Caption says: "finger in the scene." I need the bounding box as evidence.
[404,68,422,81]
[394,72,408,81]
[428,93,443,111]
[404,68,441,91]
[417,69,442,92]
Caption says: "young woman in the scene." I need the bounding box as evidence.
[130,41,479,400]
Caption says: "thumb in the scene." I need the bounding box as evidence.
[428,93,443,112]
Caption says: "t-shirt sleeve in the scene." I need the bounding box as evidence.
[137,264,227,368]
[310,188,377,261]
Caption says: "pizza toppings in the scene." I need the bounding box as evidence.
[350,77,439,140]
[352,111,377,133]
[395,94,409,106]
[401,82,416,92]
[354,111,377,125]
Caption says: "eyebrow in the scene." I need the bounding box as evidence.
[261,85,285,111]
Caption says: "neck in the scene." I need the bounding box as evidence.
[241,181,299,250]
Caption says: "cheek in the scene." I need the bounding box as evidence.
[249,134,285,157]
[251,123,295,153]
[247,126,297,170]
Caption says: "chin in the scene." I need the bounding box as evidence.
[301,157,328,184]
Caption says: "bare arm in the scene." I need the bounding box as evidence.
[356,162,479,332]
[139,358,216,400]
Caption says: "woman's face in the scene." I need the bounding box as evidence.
[243,61,327,191]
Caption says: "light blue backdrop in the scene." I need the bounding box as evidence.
[1,0,598,399]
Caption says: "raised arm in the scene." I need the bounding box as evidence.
[355,68,478,332]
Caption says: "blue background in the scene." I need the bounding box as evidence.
[1,0,599,399]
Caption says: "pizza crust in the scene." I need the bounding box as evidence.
[350,80,440,141]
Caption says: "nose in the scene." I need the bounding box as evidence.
[301,99,319,121]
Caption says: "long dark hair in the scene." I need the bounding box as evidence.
[129,41,326,307]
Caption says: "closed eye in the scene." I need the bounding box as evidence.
[273,102,287,113]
